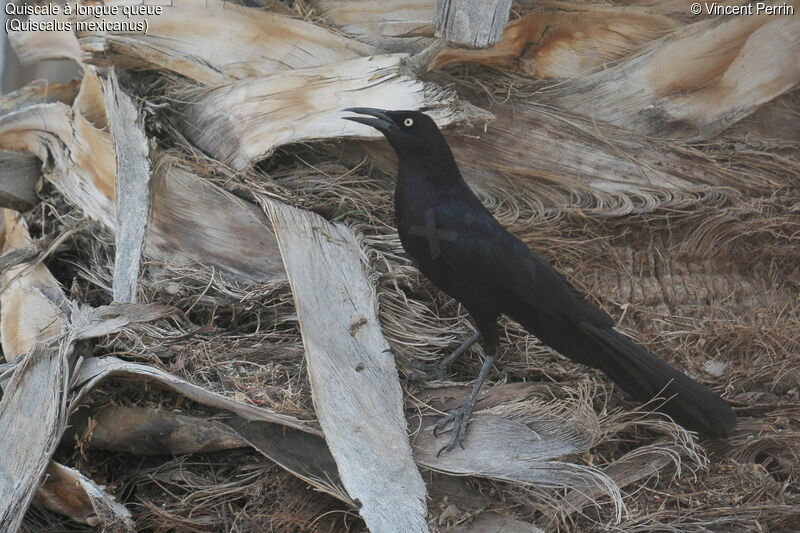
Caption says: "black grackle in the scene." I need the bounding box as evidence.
[343,108,736,454]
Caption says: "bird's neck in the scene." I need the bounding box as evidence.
[396,145,461,186]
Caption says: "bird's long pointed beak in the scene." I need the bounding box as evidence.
[342,107,397,132]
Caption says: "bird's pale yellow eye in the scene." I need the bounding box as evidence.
[404,118,414,127]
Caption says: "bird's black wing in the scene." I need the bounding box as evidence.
[431,197,613,327]
[431,197,736,438]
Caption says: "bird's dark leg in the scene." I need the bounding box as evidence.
[384,333,479,378]
[394,332,481,382]
[433,344,497,455]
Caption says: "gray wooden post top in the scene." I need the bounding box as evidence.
[434,0,512,49]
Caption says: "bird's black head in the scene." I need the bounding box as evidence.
[343,108,455,173]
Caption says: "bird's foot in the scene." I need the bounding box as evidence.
[383,348,448,383]
[432,407,469,456]
[404,363,449,383]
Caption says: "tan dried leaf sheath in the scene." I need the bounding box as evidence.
[0,72,283,282]
[0,210,134,531]
[433,3,683,78]
[179,54,484,170]
[549,11,800,139]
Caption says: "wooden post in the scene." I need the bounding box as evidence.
[434,0,512,48]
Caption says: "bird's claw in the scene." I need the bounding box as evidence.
[404,363,448,383]
[384,348,448,382]
[433,407,468,456]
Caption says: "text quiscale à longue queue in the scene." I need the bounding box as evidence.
[6,3,161,32]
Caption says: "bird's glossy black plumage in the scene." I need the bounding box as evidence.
[344,108,737,452]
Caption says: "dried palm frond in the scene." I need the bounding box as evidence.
[433,2,682,78]
[175,54,489,170]
[546,9,800,139]
[0,73,284,282]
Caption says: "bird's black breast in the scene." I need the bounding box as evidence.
[394,170,613,330]
[394,173,509,322]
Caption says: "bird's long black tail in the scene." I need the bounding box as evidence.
[577,322,736,438]
[518,312,737,437]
